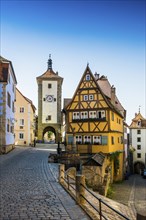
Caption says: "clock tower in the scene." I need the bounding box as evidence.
[36,55,63,142]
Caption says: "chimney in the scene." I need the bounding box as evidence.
[111,85,116,105]
[94,72,100,80]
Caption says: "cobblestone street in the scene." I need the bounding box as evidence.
[0,146,90,220]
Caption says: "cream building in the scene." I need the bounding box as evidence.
[14,88,36,146]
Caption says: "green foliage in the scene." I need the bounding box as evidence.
[107,184,114,199]
[48,131,53,139]
[109,151,120,176]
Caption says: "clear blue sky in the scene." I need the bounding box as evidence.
[1,0,145,125]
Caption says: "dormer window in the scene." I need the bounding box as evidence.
[137,120,141,127]
[86,74,90,81]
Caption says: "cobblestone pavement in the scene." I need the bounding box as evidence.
[0,146,90,220]
[111,174,146,218]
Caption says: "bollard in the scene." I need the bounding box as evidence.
[59,164,65,184]
[76,174,85,205]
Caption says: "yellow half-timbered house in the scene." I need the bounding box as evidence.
[63,65,126,181]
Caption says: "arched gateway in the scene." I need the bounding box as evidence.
[36,55,63,143]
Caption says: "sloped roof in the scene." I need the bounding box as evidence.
[37,69,63,81]
[16,88,36,112]
[63,65,125,118]
[83,152,105,166]
[0,56,17,84]
[129,112,146,128]
[97,75,125,114]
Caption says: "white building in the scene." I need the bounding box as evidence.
[0,56,17,154]
[129,112,146,173]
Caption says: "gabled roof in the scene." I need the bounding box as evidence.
[16,88,36,112]
[64,65,125,118]
[0,56,17,84]
[129,112,146,128]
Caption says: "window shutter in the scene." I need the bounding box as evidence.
[102,136,108,145]
[68,135,73,144]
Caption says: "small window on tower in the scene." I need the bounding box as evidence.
[48,84,52,88]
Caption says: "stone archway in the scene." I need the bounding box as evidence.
[134,161,145,174]
[43,126,56,143]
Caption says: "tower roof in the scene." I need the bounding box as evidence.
[36,56,63,83]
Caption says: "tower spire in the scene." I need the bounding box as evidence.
[47,54,52,70]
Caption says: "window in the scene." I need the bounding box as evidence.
[137,121,141,127]
[20,107,24,113]
[137,137,141,142]
[137,145,141,150]
[20,119,24,126]
[73,112,80,120]
[111,136,114,145]
[137,130,141,134]
[7,119,10,132]
[86,74,90,81]
[89,94,94,100]
[89,111,96,119]
[12,101,15,113]
[48,83,52,88]
[76,136,82,144]
[84,95,88,101]
[111,112,114,121]
[97,110,105,119]
[93,136,101,144]
[137,153,141,158]
[48,115,51,120]
[121,136,123,144]
[19,133,24,139]
[81,111,88,119]
[12,84,14,92]
[84,136,91,144]
[7,92,11,108]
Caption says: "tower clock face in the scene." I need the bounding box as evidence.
[46,95,53,102]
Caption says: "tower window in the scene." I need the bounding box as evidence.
[48,83,52,88]
[137,153,141,158]
[137,130,141,134]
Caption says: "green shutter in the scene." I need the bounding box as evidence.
[102,136,108,145]
[68,135,73,144]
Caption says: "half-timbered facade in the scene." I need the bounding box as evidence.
[63,65,126,181]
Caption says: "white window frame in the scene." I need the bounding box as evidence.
[20,119,24,126]
[84,135,91,143]
[73,112,80,120]
[84,95,88,101]
[75,136,82,144]
[81,111,88,119]
[89,94,94,100]
[93,136,101,144]
[89,111,96,119]
[86,74,90,81]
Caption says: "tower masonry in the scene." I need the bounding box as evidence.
[36,55,63,142]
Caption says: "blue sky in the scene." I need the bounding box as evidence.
[1,0,145,125]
